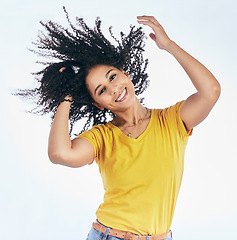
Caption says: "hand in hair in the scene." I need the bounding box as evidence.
[15,11,149,135]
[64,95,73,102]
[137,16,173,51]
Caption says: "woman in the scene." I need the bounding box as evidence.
[18,13,220,240]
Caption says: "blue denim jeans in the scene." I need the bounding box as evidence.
[86,222,173,240]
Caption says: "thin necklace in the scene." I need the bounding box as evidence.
[113,108,150,138]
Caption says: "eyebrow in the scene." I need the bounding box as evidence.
[94,69,113,95]
[94,84,102,95]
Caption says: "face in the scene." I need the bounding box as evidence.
[86,65,136,113]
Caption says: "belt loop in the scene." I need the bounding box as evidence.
[102,226,111,240]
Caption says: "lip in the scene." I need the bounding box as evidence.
[115,88,128,102]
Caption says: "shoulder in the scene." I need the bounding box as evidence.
[77,122,112,140]
[153,101,185,118]
[153,101,192,137]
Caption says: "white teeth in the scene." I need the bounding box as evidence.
[116,89,126,102]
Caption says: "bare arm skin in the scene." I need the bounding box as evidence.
[48,98,94,167]
[49,16,220,167]
[167,42,221,131]
[137,16,221,131]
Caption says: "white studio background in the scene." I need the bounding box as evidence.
[1,0,236,239]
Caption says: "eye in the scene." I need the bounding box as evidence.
[99,88,105,95]
[110,74,116,81]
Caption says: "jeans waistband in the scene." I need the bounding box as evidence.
[93,220,172,240]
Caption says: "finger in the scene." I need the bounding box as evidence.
[59,67,66,72]
[149,33,156,41]
[137,20,157,28]
[137,16,158,23]
[137,17,160,27]
[137,15,156,21]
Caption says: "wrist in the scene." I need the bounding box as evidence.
[60,94,74,105]
[164,40,176,53]
[59,98,74,108]
[61,98,74,103]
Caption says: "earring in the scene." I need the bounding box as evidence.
[122,70,130,78]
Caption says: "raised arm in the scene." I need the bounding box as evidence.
[48,97,95,168]
[137,16,221,131]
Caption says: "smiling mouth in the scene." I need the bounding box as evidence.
[115,88,127,102]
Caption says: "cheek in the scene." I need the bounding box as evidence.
[97,96,109,105]
[91,93,109,106]
[127,79,135,92]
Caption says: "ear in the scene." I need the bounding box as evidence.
[92,102,104,111]
[121,69,130,78]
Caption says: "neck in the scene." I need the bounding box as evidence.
[112,98,147,126]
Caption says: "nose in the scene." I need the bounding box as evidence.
[108,82,119,95]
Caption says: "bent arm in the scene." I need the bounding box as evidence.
[167,41,221,131]
[137,16,221,131]
[48,100,94,167]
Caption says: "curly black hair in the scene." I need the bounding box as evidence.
[16,8,149,135]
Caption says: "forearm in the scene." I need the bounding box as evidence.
[48,101,72,163]
[166,41,220,98]
[137,16,221,130]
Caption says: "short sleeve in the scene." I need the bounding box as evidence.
[77,125,103,164]
[161,101,193,138]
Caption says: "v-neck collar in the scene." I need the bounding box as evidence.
[106,109,154,143]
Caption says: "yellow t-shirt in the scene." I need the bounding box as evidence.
[78,101,192,235]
